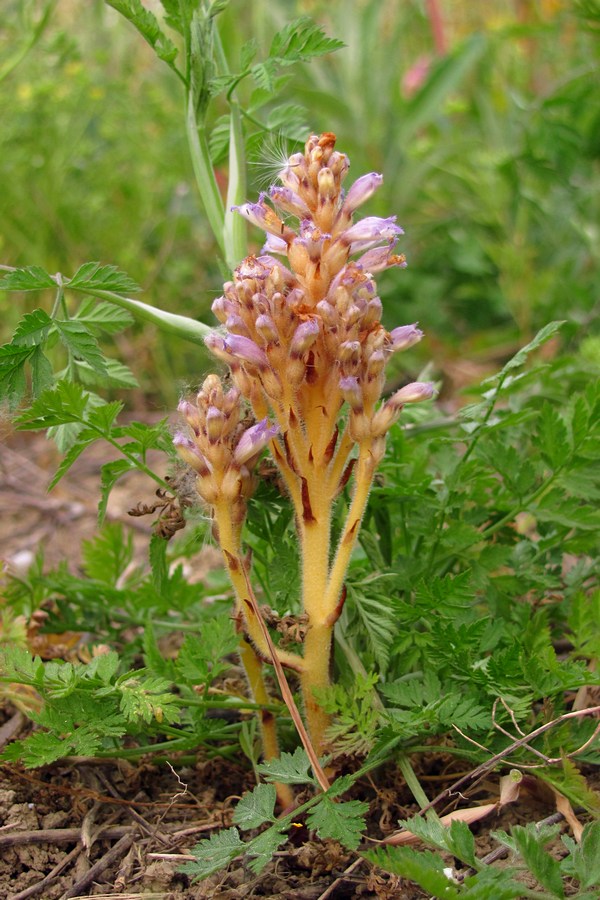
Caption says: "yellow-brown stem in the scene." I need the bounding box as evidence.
[324,441,377,616]
[238,638,294,808]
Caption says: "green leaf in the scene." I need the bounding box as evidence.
[29,347,54,396]
[482,321,566,384]
[47,428,98,491]
[0,342,31,405]
[307,797,368,851]
[181,827,245,879]
[98,459,135,526]
[257,747,315,785]
[365,846,460,897]
[509,824,565,897]
[0,265,56,292]
[11,308,53,346]
[72,297,134,334]
[209,114,230,165]
[118,673,179,724]
[105,2,179,70]
[54,320,108,375]
[269,17,345,64]
[346,584,396,672]
[537,404,570,469]
[15,381,91,429]
[233,783,277,830]
[561,821,600,890]
[246,825,288,874]
[149,533,168,594]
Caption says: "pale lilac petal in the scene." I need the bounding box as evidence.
[262,233,288,255]
[344,216,403,245]
[342,173,383,215]
[234,419,280,465]
[389,324,424,352]
[339,376,363,411]
[290,319,320,355]
[270,186,311,219]
[234,199,285,237]
[391,382,435,404]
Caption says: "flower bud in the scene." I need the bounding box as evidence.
[225,314,250,337]
[234,419,280,466]
[356,244,404,274]
[389,324,424,352]
[173,433,212,477]
[206,333,268,369]
[270,186,311,219]
[341,173,383,215]
[343,216,403,248]
[338,340,361,365]
[255,314,279,344]
[290,319,320,357]
[205,406,226,443]
[262,233,288,255]
[391,381,435,404]
[340,376,363,412]
[234,199,286,238]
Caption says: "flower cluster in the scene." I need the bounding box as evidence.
[202,131,433,485]
[175,374,278,526]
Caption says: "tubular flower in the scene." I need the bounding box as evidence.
[175,374,278,522]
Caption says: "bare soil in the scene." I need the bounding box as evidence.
[0,425,596,898]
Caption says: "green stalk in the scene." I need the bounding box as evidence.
[185,91,227,259]
[66,285,212,346]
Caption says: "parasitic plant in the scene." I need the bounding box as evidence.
[175,132,434,768]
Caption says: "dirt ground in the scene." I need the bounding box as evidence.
[0,424,596,898]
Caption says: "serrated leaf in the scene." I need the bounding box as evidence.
[250,60,277,92]
[73,297,134,334]
[11,308,53,346]
[118,673,179,724]
[365,846,460,897]
[240,37,257,70]
[16,381,90,429]
[346,585,395,672]
[181,827,245,879]
[537,403,570,469]
[47,429,98,491]
[246,824,288,874]
[0,342,31,405]
[209,114,230,164]
[149,533,168,593]
[509,824,564,897]
[269,17,345,64]
[29,347,54,396]
[481,322,566,384]
[0,266,56,292]
[55,320,108,375]
[98,459,135,525]
[257,747,315,785]
[306,797,368,851]
[233,783,277,830]
[106,1,179,69]
[561,821,600,890]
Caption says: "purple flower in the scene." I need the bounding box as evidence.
[356,243,406,273]
[205,333,268,369]
[255,314,279,344]
[339,376,363,411]
[262,233,288,255]
[234,419,280,465]
[269,186,311,219]
[391,382,435,404]
[233,198,285,238]
[343,216,404,253]
[341,173,383,215]
[290,319,320,356]
[389,324,424,352]
[173,432,212,476]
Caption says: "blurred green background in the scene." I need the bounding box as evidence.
[1,0,599,404]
